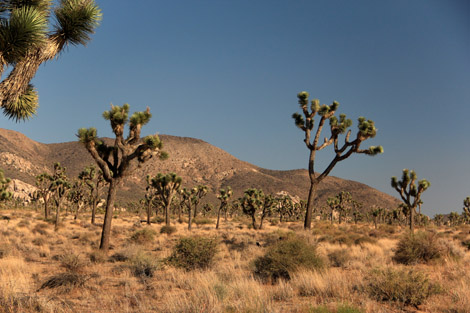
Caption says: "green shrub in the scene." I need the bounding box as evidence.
[160,225,177,235]
[167,236,218,271]
[393,231,459,265]
[129,227,157,244]
[365,267,441,307]
[253,235,324,283]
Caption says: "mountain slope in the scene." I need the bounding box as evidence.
[0,128,400,210]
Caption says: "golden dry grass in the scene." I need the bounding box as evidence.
[0,209,468,312]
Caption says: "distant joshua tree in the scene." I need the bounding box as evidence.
[327,191,352,224]
[78,103,168,251]
[391,169,430,233]
[240,188,277,230]
[150,173,182,227]
[0,169,12,201]
[49,163,70,229]
[191,185,208,219]
[463,197,470,224]
[0,0,101,121]
[216,186,232,229]
[78,165,105,225]
[292,92,383,229]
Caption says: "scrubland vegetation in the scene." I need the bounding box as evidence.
[0,209,469,313]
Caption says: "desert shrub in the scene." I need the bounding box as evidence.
[253,235,324,283]
[129,227,157,244]
[59,253,86,273]
[167,236,218,271]
[393,231,460,265]
[160,225,177,235]
[40,272,88,291]
[128,251,158,277]
[0,243,12,259]
[318,230,377,246]
[89,250,108,263]
[365,267,441,307]
[32,223,49,235]
[328,249,352,268]
[32,237,46,246]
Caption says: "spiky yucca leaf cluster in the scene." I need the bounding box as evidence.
[54,0,102,46]
[358,117,377,138]
[2,83,38,121]
[217,186,233,203]
[0,0,100,121]
[0,5,48,63]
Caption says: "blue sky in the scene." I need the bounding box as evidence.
[1,0,469,216]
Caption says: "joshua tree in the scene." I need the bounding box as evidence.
[448,212,461,227]
[391,169,430,233]
[292,92,383,229]
[216,186,232,229]
[327,191,352,224]
[240,188,277,230]
[370,207,384,229]
[78,103,168,251]
[143,175,156,225]
[191,185,208,218]
[49,163,70,229]
[0,0,101,121]
[0,169,12,201]
[463,197,470,224]
[78,164,105,225]
[433,214,444,227]
[151,173,182,227]
[68,179,86,220]
[276,195,293,222]
[35,172,53,219]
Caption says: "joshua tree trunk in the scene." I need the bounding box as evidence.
[216,205,222,230]
[409,206,414,233]
[304,173,318,229]
[251,215,258,230]
[147,201,152,225]
[165,203,171,226]
[91,199,97,225]
[44,200,49,220]
[188,206,193,230]
[100,179,119,251]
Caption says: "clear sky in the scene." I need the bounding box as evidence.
[1,0,469,216]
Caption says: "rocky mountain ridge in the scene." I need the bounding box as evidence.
[0,128,400,210]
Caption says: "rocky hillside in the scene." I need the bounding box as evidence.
[0,128,400,210]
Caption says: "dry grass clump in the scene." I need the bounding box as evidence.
[253,234,324,283]
[310,303,364,313]
[327,248,352,268]
[393,231,462,265]
[291,268,357,301]
[365,267,441,308]
[167,236,218,271]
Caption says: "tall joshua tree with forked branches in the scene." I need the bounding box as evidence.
[78,103,168,251]
[292,91,383,229]
[0,0,101,121]
[391,169,430,233]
